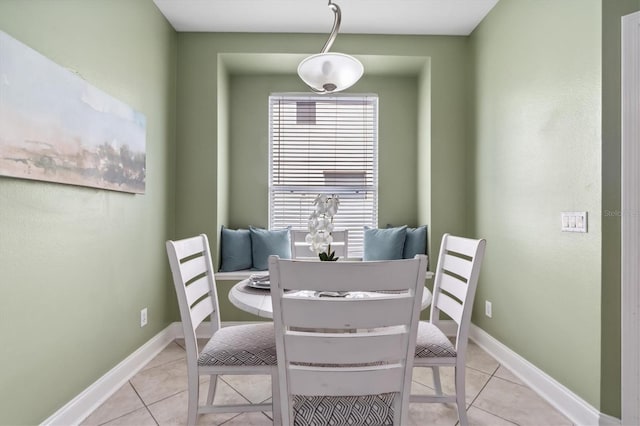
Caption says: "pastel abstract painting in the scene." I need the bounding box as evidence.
[0,31,146,193]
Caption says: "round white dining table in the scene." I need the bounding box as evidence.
[228,278,433,319]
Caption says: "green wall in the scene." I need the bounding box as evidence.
[471,0,602,409]
[0,1,177,424]
[226,74,419,229]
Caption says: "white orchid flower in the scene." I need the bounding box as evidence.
[313,194,328,214]
[324,233,333,245]
[305,233,315,244]
[309,236,327,253]
[316,218,332,233]
[305,193,340,257]
[316,203,328,215]
[308,218,320,233]
[327,196,340,216]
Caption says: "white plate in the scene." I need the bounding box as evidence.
[247,280,270,289]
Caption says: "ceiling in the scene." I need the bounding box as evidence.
[153,0,500,36]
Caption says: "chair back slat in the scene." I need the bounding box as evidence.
[329,231,348,243]
[276,259,420,292]
[435,292,463,324]
[284,330,408,364]
[185,276,210,307]
[171,236,207,259]
[281,296,415,330]
[288,365,406,397]
[291,229,349,260]
[270,254,427,425]
[179,255,208,284]
[190,297,215,330]
[441,253,472,281]
[444,235,481,257]
[439,273,468,304]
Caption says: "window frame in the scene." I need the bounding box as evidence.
[268,93,379,257]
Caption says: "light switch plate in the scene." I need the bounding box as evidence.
[561,212,587,233]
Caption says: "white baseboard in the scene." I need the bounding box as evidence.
[468,323,617,426]
[41,321,621,426]
[41,324,180,426]
[599,412,622,426]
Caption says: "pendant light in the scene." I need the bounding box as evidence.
[297,1,364,94]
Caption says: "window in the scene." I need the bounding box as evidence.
[269,94,378,257]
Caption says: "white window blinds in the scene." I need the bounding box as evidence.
[269,94,378,257]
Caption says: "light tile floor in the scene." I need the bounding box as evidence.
[81,339,573,425]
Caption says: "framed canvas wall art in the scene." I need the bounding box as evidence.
[0,31,146,193]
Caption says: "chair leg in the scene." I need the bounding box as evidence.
[271,369,282,425]
[454,365,468,426]
[432,366,443,396]
[187,374,199,426]
[393,391,403,425]
[206,374,218,405]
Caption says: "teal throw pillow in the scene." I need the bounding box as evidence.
[403,225,428,258]
[219,226,253,272]
[387,224,428,259]
[363,226,408,261]
[249,226,292,270]
[387,224,427,259]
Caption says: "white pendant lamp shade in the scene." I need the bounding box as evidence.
[298,52,364,93]
[298,1,363,94]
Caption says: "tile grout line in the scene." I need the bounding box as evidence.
[129,341,193,426]
[92,381,158,426]
[128,379,160,426]
[465,363,499,410]
[467,363,521,426]
[219,376,257,405]
[229,375,278,424]
[216,376,274,425]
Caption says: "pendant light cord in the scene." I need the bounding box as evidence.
[320,1,341,54]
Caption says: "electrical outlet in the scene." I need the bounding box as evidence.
[485,301,492,318]
[140,308,148,327]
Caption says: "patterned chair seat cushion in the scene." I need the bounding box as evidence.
[198,322,277,366]
[415,321,457,358]
[292,393,395,425]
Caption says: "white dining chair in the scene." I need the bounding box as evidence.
[410,233,486,426]
[269,254,428,425]
[166,234,280,425]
